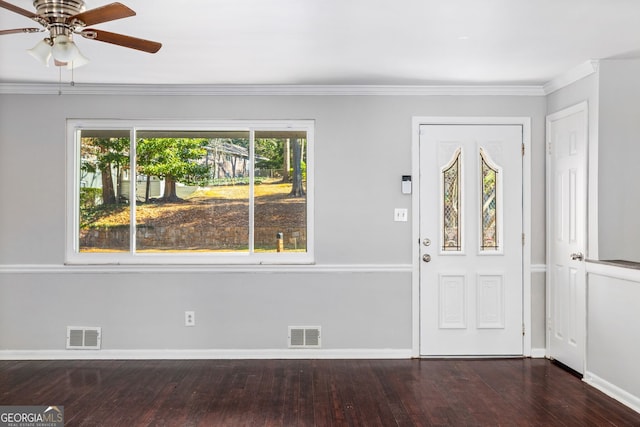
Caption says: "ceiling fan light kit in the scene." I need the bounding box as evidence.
[51,34,83,62]
[27,33,89,68]
[1,0,162,69]
[27,37,52,65]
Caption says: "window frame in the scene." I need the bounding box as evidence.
[66,119,314,265]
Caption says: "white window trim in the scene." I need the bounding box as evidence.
[66,119,314,265]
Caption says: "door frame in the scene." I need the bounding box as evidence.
[411,116,532,357]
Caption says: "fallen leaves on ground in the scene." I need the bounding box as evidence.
[85,182,306,228]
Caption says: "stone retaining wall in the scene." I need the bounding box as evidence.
[80,226,306,251]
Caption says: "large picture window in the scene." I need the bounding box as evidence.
[67,120,313,264]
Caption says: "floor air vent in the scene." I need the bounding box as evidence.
[288,326,321,348]
[66,326,101,350]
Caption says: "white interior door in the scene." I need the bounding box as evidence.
[547,103,587,374]
[419,124,523,356]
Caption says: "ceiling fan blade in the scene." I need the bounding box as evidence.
[80,29,162,53]
[69,2,135,27]
[0,27,42,35]
[0,0,37,19]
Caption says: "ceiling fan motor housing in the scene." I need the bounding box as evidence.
[32,0,85,37]
[33,0,85,18]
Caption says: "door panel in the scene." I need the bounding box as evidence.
[477,274,504,329]
[420,124,523,356]
[547,104,587,373]
[439,274,467,329]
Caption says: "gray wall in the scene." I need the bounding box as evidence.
[598,59,640,263]
[547,59,640,263]
[0,92,546,353]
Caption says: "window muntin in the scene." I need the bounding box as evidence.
[69,121,313,264]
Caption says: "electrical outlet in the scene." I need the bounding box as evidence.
[184,311,195,327]
[394,208,408,222]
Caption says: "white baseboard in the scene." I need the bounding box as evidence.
[530,348,547,358]
[584,371,640,414]
[0,348,412,361]
[1,348,551,361]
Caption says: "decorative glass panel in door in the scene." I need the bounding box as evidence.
[479,147,502,253]
[442,148,462,252]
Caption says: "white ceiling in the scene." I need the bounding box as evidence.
[1,0,639,86]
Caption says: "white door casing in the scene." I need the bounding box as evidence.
[418,123,524,356]
[546,103,588,374]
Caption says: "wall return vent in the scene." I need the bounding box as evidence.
[66,326,101,350]
[288,326,321,348]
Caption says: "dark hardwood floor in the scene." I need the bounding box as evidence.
[1,358,639,426]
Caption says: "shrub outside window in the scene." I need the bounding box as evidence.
[66,120,313,264]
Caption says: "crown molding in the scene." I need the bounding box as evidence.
[543,60,600,95]
[0,83,545,96]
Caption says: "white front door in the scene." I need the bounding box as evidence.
[419,124,524,356]
[547,103,587,374]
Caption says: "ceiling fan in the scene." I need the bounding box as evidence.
[0,0,162,68]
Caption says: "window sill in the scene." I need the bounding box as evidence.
[64,252,314,267]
